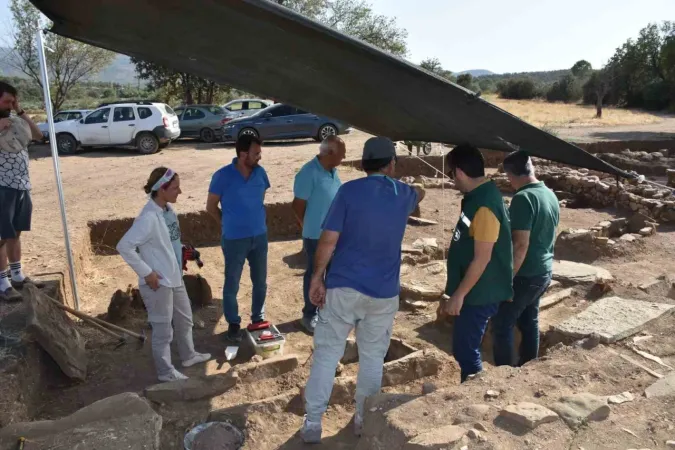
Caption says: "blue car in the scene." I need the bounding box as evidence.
[221,103,350,142]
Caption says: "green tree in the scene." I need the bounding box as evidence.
[546,73,582,103]
[8,0,115,110]
[419,57,453,81]
[456,73,474,90]
[571,60,592,78]
[279,0,408,56]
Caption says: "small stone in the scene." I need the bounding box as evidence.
[608,391,634,405]
[639,227,654,237]
[485,390,500,399]
[335,362,344,375]
[474,422,488,432]
[463,404,493,420]
[666,440,675,448]
[620,234,638,242]
[194,319,206,330]
[499,402,559,429]
[550,393,610,429]
[251,355,263,363]
[467,429,482,440]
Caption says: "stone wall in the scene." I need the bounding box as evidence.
[491,167,675,223]
[598,150,674,176]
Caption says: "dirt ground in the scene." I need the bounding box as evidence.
[1,129,675,449]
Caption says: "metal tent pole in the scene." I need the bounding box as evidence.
[36,29,81,310]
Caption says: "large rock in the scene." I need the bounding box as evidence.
[24,284,87,381]
[400,262,447,301]
[0,393,161,450]
[540,288,573,310]
[552,260,614,287]
[145,371,238,403]
[550,393,610,429]
[553,296,675,343]
[645,372,675,399]
[382,350,444,386]
[499,402,559,429]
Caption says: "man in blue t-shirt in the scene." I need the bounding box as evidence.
[206,135,271,342]
[301,137,425,444]
[292,135,346,334]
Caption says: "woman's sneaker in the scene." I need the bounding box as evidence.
[182,352,211,368]
[158,369,189,382]
[301,416,322,444]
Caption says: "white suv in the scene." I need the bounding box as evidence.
[53,102,180,155]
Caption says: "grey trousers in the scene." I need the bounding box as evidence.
[304,287,398,422]
[139,284,197,378]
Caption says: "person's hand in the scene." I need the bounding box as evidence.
[309,275,326,309]
[442,293,465,316]
[0,118,10,133]
[144,271,162,291]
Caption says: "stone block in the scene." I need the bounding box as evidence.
[540,288,573,310]
[145,371,238,403]
[382,350,444,387]
[208,391,299,429]
[0,393,161,450]
[550,393,610,429]
[235,354,299,382]
[554,296,675,343]
[499,402,559,429]
[552,260,614,287]
[24,285,87,381]
[645,372,675,399]
[402,425,466,450]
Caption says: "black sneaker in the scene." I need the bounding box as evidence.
[226,324,242,343]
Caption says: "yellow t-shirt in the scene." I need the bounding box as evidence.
[469,206,500,243]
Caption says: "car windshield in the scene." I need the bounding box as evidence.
[162,104,176,115]
[207,106,226,115]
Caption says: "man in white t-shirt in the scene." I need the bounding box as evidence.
[0,81,44,301]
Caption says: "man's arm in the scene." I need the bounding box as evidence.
[312,230,339,279]
[291,198,307,228]
[512,230,530,275]
[411,183,426,205]
[206,193,222,228]
[14,100,42,141]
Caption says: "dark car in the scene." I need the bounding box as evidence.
[221,104,350,142]
[174,104,229,143]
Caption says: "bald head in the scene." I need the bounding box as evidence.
[318,135,346,169]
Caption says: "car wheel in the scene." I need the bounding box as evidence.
[238,128,259,139]
[137,133,160,155]
[200,128,216,143]
[318,124,338,141]
[422,142,433,155]
[56,134,78,155]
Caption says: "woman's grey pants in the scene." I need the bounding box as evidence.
[304,287,398,422]
[139,284,197,378]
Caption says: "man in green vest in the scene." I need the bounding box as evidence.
[492,150,559,367]
[442,145,513,383]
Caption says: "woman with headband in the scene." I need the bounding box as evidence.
[117,167,211,382]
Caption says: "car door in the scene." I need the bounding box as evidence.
[77,108,111,145]
[108,106,137,144]
[242,100,266,118]
[226,101,245,119]
[259,105,296,139]
[181,107,205,136]
[292,108,320,137]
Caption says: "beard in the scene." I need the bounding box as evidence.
[0,108,10,119]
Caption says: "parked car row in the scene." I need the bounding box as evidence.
[44,99,350,155]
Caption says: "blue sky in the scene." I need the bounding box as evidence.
[1,0,674,73]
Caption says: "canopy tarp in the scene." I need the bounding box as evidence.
[31,0,629,176]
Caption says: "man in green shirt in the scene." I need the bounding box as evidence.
[442,145,513,383]
[493,150,559,367]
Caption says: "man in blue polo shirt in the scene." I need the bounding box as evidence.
[300,137,425,444]
[292,135,346,334]
[207,135,270,342]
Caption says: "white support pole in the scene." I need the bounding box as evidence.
[36,29,81,310]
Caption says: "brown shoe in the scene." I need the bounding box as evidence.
[11,277,45,290]
[0,286,23,302]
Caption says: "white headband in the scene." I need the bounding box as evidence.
[151,168,175,191]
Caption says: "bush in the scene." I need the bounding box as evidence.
[642,80,671,110]
[546,74,582,103]
[497,78,539,99]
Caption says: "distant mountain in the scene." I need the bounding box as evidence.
[0,48,140,84]
[456,69,495,77]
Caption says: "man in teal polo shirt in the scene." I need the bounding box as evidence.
[206,135,271,342]
[292,135,346,334]
[493,150,559,367]
[442,144,513,383]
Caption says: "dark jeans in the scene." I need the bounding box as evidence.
[302,238,319,319]
[453,303,500,383]
[221,233,268,326]
[492,272,552,367]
